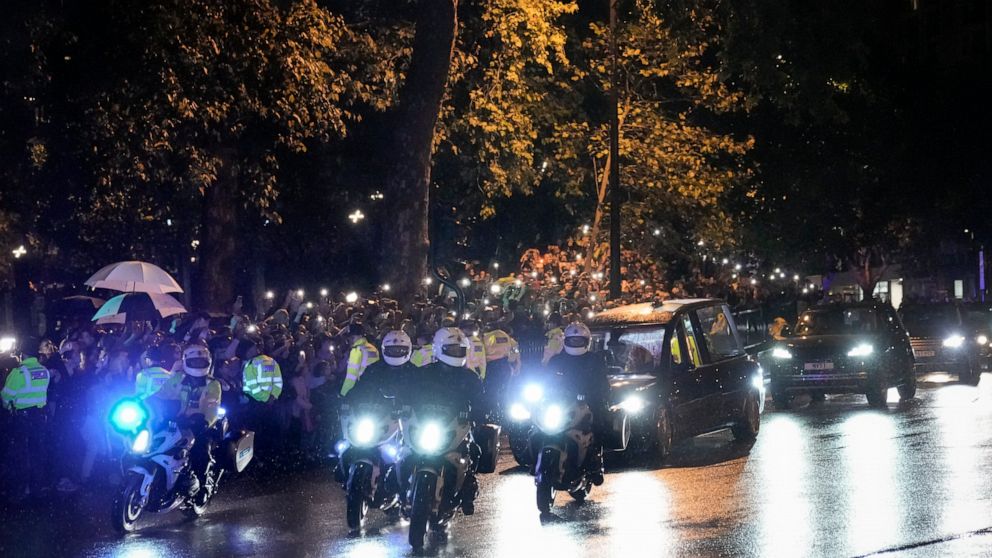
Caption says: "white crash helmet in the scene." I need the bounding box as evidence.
[182,344,212,377]
[563,322,592,356]
[381,330,413,366]
[433,327,470,367]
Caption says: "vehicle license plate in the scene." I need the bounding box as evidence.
[804,361,833,370]
[915,350,935,357]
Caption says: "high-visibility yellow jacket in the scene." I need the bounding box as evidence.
[468,335,487,379]
[134,366,172,400]
[542,327,564,365]
[1,357,50,411]
[242,355,283,403]
[157,373,223,426]
[483,329,520,374]
[411,344,433,367]
[340,337,380,396]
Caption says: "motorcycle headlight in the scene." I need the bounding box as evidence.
[523,383,543,403]
[846,344,874,357]
[417,422,445,454]
[771,347,793,359]
[352,417,377,446]
[509,402,531,421]
[109,398,147,433]
[542,404,565,432]
[943,334,965,349]
[977,335,988,345]
[619,395,646,414]
[131,429,151,454]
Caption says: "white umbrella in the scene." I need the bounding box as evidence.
[85,261,183,294]
[92,292,187,322]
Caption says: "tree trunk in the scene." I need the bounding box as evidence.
[585,105,628,273]
[198,156,239,311]
[379,0,458,300]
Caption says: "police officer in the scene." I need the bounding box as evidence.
[546,322,611,486]
[347,330,415,401]
[541,312,565,365]
[155,343,222,502]
[241,344,284,404]
[134,344,174,399]
[1,338,51,499]
[410,331,433,367]
[460,318,487,379]
[406,327,484,515]
[339,324,380,396]
[482,323,520,421]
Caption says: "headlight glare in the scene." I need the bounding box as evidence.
[509,402,531,421]
[977,335,988,345]
[353,418,376,445]
[131,429,151,453]
[417,422,444,454]
[619,395,646,414]
[943,334,965,349]
[846,344,874,357]
[771,347,793,359]
[523,383,543,403]
[542,404,565,431]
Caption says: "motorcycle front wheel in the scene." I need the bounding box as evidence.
[346,462,373,530]
[112,471,147,533]
[536,448,560,514]
[409,470,438,550]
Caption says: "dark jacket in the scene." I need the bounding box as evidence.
[547,351,612,412]
[346,359,417,402]
[406,361,484,421]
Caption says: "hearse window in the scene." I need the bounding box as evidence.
[695,305,744,360]
[593,327,668,374]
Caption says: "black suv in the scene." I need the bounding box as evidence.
[767,301,916,408]
[899,302,982,385]
[587,299,764,462]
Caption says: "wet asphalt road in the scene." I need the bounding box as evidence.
[4,375,992,558]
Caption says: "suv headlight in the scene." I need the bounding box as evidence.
[846,344,874,357]
[977,335,988,345]
[619,395,646,414]
[771,347,793,359]
[943,334,965,349]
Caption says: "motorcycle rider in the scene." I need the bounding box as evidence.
[347,330,416,401]
[154,343,223,502]
[134,344,174,400]
[340,330,416,496]
[545,322,611,486]
[403,327,483,515]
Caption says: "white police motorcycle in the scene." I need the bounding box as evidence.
[108,398,254,533]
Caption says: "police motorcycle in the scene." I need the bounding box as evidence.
[337,398,404,531]
[403,400,475,550]
[108,397,254,532]
[505,379,545,467]
[530,376,597,514]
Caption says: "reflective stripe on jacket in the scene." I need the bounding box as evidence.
[340,338,380,396]
[542,327,564,365]
[411,344,433,367]
[135,366,172,399]
[242,355,284,403]
[1,357,50,411]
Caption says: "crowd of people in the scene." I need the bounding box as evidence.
[0,244,795,504]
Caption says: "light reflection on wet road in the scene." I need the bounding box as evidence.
[5,378,992,558]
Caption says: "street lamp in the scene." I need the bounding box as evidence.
[348,210,365,224]
[11,245,26,259]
